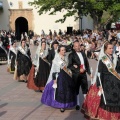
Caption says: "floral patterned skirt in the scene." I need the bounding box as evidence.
[81,84,120,120]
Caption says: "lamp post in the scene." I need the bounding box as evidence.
[79,0,85,31]
[80,15,83,31]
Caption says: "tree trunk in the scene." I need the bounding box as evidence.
[93,16,103,30]
[93,16,99,30]
[91,10,103,30]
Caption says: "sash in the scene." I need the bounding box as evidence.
[62,66,72,77]
[18,46,30,59]
[60,62,72,77]
[0,44,7,54]
[59,57,72,77]
[10,47,17,55]
[39,49,50,65]
[102,55,120,80]
[8,47,17,65]
[42,58,50,65]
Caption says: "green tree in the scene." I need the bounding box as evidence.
[29,0,120,30]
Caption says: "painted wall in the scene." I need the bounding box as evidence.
[0,0,93,34]
[81,15,94,30]
[0,0,10,30]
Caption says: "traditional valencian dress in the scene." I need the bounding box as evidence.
[16,45,32,81]
[81,44,120,120]
[27,44,50,91]
[41,53,76,109]
[0,41,7,64]
[7,46,17,73]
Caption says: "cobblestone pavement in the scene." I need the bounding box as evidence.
[0,44,97,120]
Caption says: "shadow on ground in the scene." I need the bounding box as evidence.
[0,103,8,117]
[0,103,8,108]
[21,104,42,120]
[0,111,7,117]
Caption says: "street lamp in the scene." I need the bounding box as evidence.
[80,15,83,31]
[79,0,85,31]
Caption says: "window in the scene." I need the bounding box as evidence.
[0,1,3,7]
[0,1,3,10]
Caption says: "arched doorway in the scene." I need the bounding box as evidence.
[15,17,28,40]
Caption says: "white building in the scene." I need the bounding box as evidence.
[0,0,93,36]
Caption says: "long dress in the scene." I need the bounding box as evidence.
[41,54,76,109]
[34,58,50,89]
[81,54,120,120]
[0,42,7,64]
[16,46,32,81]
[8,46,17,73]
[27,65,38,90]
[27,49,50,90]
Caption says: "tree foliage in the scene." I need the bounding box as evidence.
[29,0,120,29]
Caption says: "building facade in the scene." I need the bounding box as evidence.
[0,0,93,35]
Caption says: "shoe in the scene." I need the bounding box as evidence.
[76,105,80,110]
[24,80,28,83]
[34,90,41,92]
[95,58,98,61]
[60,108,65,112]
[18,80,24,82]
[40,90,43,93]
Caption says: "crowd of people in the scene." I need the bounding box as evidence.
[0,28,120,119]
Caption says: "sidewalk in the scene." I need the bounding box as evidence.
[0,45,96,120]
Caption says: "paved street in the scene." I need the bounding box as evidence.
[0,44,97,120]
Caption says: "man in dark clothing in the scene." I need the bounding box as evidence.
[68,41,92,110]
[48,40,59,66]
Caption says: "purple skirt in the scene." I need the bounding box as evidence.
[41,80,76,108]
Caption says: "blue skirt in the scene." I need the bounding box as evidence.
[41,69,76,108]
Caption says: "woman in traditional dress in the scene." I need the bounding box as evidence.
[81,41,120,120]
[41,45,76,112]
[34,41,50,91]
[7,41,17,73]
[0,37,7,64]
[16,39,32,82]
[27,41,50,92]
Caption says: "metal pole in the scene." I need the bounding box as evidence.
[81,17,82,31]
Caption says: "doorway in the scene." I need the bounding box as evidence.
[15,17,28,40]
